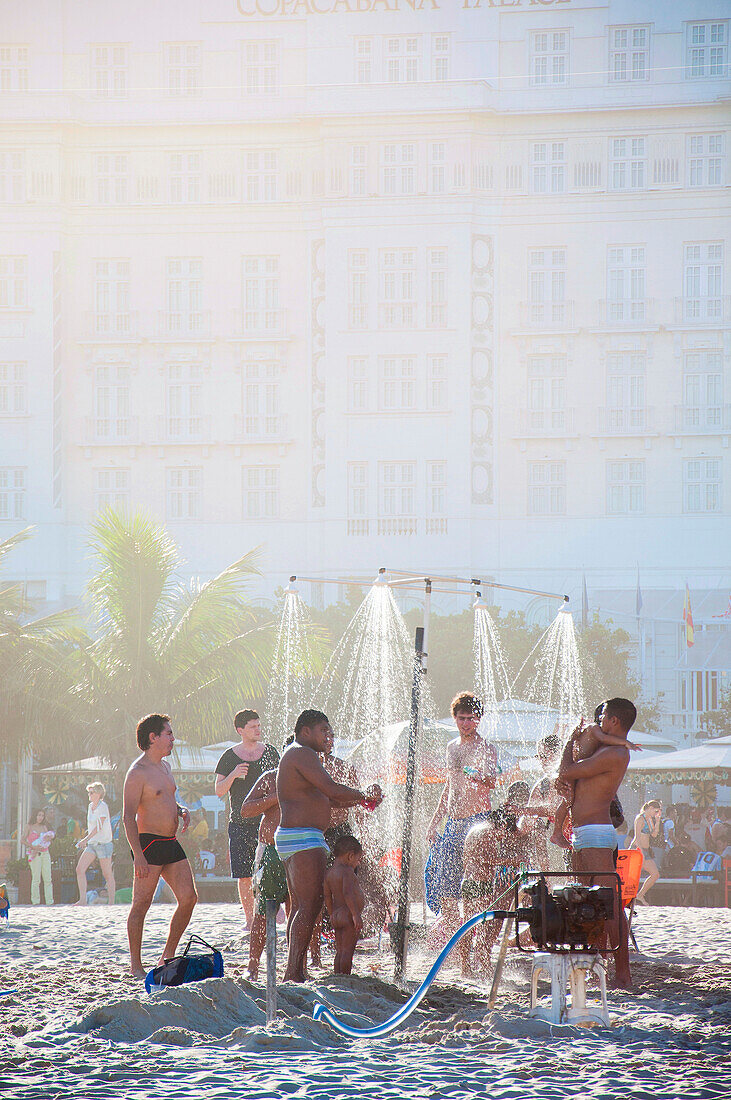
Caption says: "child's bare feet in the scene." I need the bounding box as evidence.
[549,829,571,849]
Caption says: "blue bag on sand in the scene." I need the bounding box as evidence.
[424,833,445,917]
[145,934,223,993]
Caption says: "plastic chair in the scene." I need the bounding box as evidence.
[615,849,644,950]
[529,952,609,1027]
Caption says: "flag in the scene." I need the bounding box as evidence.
[635,567,643,618]
[683,583,695,648]
[581,574,589,628]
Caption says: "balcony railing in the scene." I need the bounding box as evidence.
[596,407,654,435]
[159,414,211,442]
[347,518,370,536]
[596,298,653,327]
[234,413,289,441]
[157,310,211,338]
[87,311,139,338]
[518,407,576,436]
[83,415,139,444]
[674,295,731,325]
[377,516,418,536]
[425,517,448,535]
[674,404,731,433]
[517,300,575,331]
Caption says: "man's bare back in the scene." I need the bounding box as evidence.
[241,769,280,844]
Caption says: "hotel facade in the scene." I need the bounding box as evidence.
[0,0,729,738]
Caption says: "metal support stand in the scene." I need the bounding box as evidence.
[265,899,277,1025]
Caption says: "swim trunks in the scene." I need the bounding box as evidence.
[133,833,187,866]
[436,814,491,900]
[253,843,289,914]
[228,818,259,878]
[274,826,330,861]
[572,824,620,852]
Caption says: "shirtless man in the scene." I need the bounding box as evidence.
[556,697,635,989]
[122,714,196,978]
[426,692,497,943]
[275,709,383,983]
[240,769,288,980]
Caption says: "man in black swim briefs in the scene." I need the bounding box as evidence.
[123,714,197,978]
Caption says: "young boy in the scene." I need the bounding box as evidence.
[550,710,640,850]
[323,835,365,975]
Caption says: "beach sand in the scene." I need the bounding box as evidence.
[1,902,730,1099]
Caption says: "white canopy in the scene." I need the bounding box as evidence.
[627,734,731,784]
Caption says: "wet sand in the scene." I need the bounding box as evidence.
[1,903,730,1099]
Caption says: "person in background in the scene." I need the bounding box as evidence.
[75,783,116,905]
[214,709,280,928]
[631,799,662,905]
[25,807,55,906]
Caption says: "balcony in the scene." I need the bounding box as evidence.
[234,413,290,443]
[517,408,576,437]
[83,416,139,445]
[230,308,287,340]
[596,407,654,435]
[347,518,371,536]
[377,516,418,536]
[674,404,731,434]
[595,298,654,328]
[673,296,731,326]
[156,311,211,338]
[517,300,575,332]
[425,517,448,535]
[159,414,211,443]
[86,311,139,339]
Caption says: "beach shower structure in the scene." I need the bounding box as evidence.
[282,568,570,981]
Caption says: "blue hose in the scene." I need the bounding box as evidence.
[312,909,499,1038]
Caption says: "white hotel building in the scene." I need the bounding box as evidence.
[0,0,729,738]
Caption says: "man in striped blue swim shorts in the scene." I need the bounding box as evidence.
[275,709,383,982]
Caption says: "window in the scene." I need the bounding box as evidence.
[0,468,25,519]
[429,143,445,194]
[382,144,416,196]
[167,468,202,519]
[348,464,368,516]
[527,356,567,432]
[347,358,368,412]
[608,27,650,81]
[427,248,447,327]
[94,468,129,511]
[0,363,26,414]
[428,355,447,409]
[432,35,449,81]
[95,154,129,204]
[0,46,29,92]
[93,365,130,440]
[531,142,566,193]
[607,246,646,322]
[609,137,646,190]
[528,462,566,515]
[688,134,725,187]
[683,459,721,513]
[242,362,280,436]
[243,150,277,202]
[606,352,647,430]
[91,44,128,96]
[354,39,372,84]
[165,43,200,96]
[0,152,24,202]
[94,260,130,335]
[169,153,201,203]
[379,249,415,328]
[427,461,446,514]
[528,249,566,325]
[686,22,728,79]
[379,462,416,516]
[167,258,203,334]
[682,350,724,428]
[348,251,368,329]
[0,256,27,308]
[530,31,569,86]
[242,41,279,94]
[242,466,279,518]
[380,358,416,411]
[684,243,723,320]
[242,256,279,333]
[384,37,420,83]
[167,364,203,440]
[350,146,367,196]
[607,461,645,514]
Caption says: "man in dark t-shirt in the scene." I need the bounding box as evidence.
[214,709,279,927]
